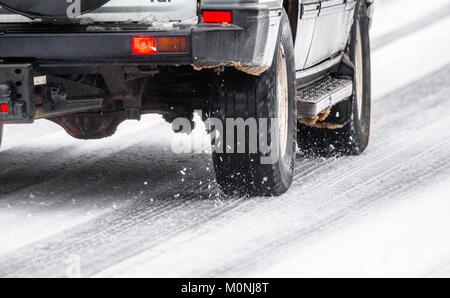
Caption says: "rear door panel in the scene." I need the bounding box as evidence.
[295,0,319,70]
[303,0,355,68]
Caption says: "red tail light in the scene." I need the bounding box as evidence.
[0,103,7,113]
[132,36,157,55]
[131,36,188,55]
[202,10,232,23]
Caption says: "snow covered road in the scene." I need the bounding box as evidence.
[1,0,450,278]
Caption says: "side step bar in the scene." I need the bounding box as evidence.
[297,76,353,118]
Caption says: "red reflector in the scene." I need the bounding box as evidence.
[202,10,232,23]
[132,36,156,55]
[0,103,7,113]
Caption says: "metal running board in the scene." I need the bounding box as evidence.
[297,77,353,118]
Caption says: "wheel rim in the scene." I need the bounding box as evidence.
[277,44,289,159]
[354,20,364,121]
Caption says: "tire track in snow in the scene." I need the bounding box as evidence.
[371,4,450,50]
[0,119,166,199]
[223,130,450,276]
[0,119,193,255]
[99,129,450,277]
[0,170,231,277]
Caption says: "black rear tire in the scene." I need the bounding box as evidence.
[297,0,371,157]
[209,10,297,197]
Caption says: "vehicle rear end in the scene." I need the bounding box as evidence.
[0,0,275,138]
[0,0,309,198]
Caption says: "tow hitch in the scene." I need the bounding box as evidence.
[0,64,34,123]
[0,63,105,124]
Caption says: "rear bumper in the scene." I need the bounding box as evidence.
[0,6,281,74]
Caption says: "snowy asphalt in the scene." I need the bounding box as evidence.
[1,1,450,277]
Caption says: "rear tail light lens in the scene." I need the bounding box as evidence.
[0,103,7,113]
[131,36,188,55]
[132,36,156,55]
[201,10,232,23]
